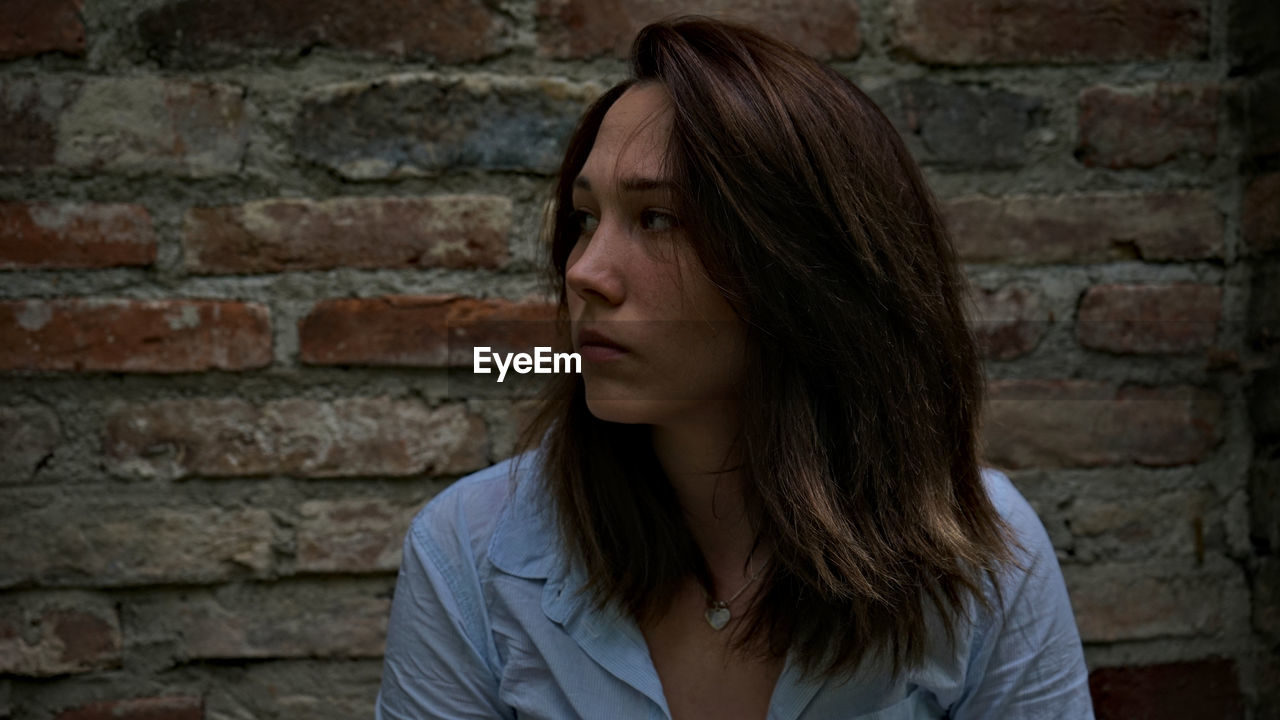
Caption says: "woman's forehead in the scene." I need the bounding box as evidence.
[578,84,674,186]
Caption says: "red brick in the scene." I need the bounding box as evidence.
[968,285,1048,359]
[0,405,60,485]
[0,299,271,373]
[299,296,558,367]
[1078,83,1219,168]
[128,581,391,660]
[1066,487,1213,562]
[104,397,486,479]
[488,397,543,460]
[296,499,419,573]
[138,0,509,67]
[1065,561,1242,642]
[1090,659,1243,720]
[0,593,121,676]
[0,0,84,60]
[2,76,244,177]
[983,380,1222,469]
[0,505,274,588]
[536,0,861,60]
[1076,283,1222,354]
[57,78,247,177]
[891,0,1208,65]
[1244,173,1280,254]
[0,75,77,170]
[183,196,509,274]
[55,696,202,720]
[203,662,382,720]
[871,80,1042,169]
[294,74,601,179]
[0,202,155,270]
[946,192,1222,264]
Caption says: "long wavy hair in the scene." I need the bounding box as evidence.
[519,16,1016,680]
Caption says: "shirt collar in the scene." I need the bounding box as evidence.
[484,452,828,720]
[486,450,564,582]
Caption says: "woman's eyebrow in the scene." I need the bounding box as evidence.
[573,175,676,194]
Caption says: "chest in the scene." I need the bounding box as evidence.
[641,584,785,720]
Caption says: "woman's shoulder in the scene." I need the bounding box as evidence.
[979,467,1046,542]
[405,450,559,580]
[978,466,1058,577]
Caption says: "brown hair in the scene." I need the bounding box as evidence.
[519,16,1016,680]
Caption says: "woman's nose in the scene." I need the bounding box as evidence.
[565,222,625,306]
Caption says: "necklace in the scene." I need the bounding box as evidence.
[703,562,765,631]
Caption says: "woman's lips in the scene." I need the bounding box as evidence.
[579,343,627,363]
[576,328,629,363]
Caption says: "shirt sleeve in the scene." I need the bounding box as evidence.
[375,503,514,720]
[950,475,1095,720]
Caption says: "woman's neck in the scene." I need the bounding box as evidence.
[650,406,758,577]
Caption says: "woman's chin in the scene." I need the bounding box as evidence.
[583,395,651,425]
[582,391,682,426]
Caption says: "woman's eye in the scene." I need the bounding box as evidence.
[569,210,599,234]
[641,210,678,232]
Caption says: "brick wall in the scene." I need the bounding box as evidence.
[0,0,1273,717]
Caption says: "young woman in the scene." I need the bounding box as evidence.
[377,17,1093,720]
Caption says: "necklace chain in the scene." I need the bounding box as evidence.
[703,559,766,630]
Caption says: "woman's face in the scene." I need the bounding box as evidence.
[566,83,746,427]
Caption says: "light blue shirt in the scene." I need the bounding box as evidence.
[376,453,1094,719]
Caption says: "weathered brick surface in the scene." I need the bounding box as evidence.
[1065,488,1213,563]
[1256,650,1280,720]
[1255,365,1280,441]
[0,75,78,171]
[0,0,85,60]
[1244,173,1280,254]
[2,76,246,175]
[1243,71,1280,160]
[0,299,272,373]
[139,0,510,68]
[1078,83,1219,168]
[296,499,418,573]
[891,0,1209,65]
[1089,659,1244,720]
[1251,457,1280,558]
[55,696,202,720]
[968,285,1047,360]
[1255,556,1280,639]
[299,296,558,367]
[1251,262,1280,350]
[183,196,510,274]
[293,74,601,179]
[128,581,391,660]
[0,405,60,485]
[870,81,1041,169]
[56,78,248,177]
[0,593,121,676]
[0,505,274,588]
[983,381,1222,469]
[104,397,487,479]
[946,192,1222,264]
[536,0,860,60]
[0,202,156,270]
[1229,0,1280,73]
[1065,562,1240,642]
[1076,283,1222,355]
[203,660,382,720]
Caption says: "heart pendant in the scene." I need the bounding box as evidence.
[705,605,731,630]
